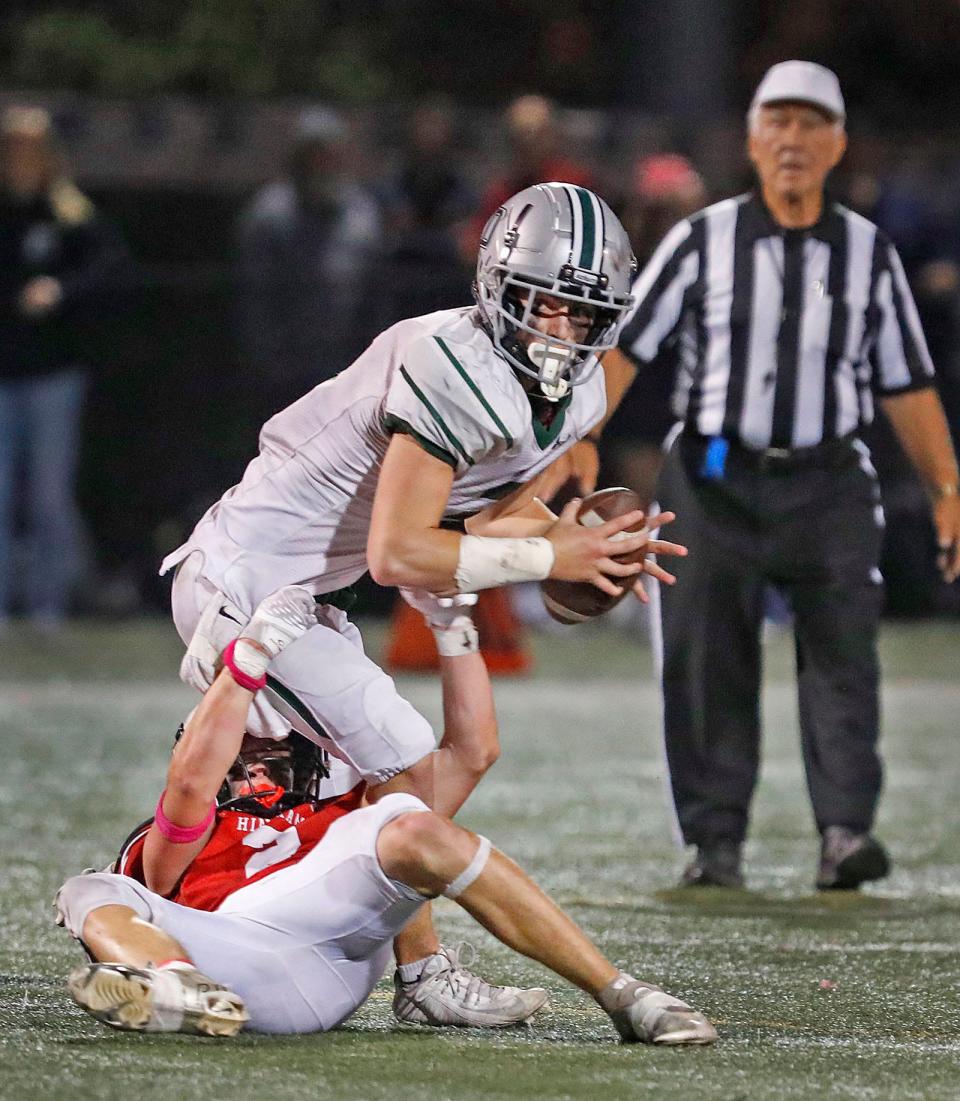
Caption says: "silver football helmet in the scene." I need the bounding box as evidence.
[474,182,637,400]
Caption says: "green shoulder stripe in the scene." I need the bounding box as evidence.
[383,413,457,468]
[397,367,474,466]
[434,337,514,448]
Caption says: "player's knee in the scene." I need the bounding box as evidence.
[382,809,446,863]
[377,811,467,895]
[56,873,148,940]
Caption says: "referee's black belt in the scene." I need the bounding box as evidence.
[681,430,859,473]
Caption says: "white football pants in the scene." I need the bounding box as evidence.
[170,550,435,791]
[58,795,429,1033]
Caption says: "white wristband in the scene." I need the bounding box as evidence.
[455,535,555,593]
[433,620,480,657]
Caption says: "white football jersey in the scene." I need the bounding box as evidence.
[161,307,606,609]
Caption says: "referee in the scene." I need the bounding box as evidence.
[603,61,960,890]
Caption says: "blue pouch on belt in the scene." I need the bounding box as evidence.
[700,436,729,481]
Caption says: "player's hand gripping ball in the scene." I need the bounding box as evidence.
[540,487,647,624]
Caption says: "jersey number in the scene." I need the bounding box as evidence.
[242,825,303,876]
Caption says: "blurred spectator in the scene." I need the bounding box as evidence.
[234,108,380,416]
[377,99,474,326]
[603,154,707,506]
[0,106,132,629]
[466,95,595,255]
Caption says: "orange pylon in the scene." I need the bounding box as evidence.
[385,588,533,675]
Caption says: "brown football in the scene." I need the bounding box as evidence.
[540,487,645,625]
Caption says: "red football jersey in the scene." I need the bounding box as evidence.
[117,784,365,911]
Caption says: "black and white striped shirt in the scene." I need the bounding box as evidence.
[619,192,936,450]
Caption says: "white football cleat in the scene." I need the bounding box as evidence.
[393,943,548,1028]
[599,973,717,1045]
[68,962,248,1037]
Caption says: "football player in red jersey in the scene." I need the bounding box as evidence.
[56,585,716,1044]
[112,731,366,916]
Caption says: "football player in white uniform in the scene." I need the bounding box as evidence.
[159,182,686,1024]
[58,584,716,1045]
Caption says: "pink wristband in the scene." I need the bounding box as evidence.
[154,790,216,844]
[222,638,267,692]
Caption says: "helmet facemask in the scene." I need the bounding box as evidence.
[217,732,329,810]
[492,275,623,400]
[225,742,294,799]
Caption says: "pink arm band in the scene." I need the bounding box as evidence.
[222,638,267,692]
[154,790,216,844]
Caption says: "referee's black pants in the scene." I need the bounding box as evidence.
[656,433,885,847]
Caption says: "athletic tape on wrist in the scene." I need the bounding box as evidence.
[222,638,267,691]
[455,535,554,593]
[433,621,480,657]
[442,835,492,899]
[154,790,216,844]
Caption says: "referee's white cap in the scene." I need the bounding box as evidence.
[751,61,845,122]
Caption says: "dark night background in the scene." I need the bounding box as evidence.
[2,0,958,615]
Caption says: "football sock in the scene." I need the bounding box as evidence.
[397,955,435,984]
[596,971,638,1013]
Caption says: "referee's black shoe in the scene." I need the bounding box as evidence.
[816,827,891,890]
[680,841,744,889]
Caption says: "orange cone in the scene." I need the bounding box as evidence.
[385,597,440,672]
[474,587,533,675]
[385,588,533,676]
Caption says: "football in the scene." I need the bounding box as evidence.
[540,487,645,624]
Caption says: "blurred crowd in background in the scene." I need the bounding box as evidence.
[1,0,959,624]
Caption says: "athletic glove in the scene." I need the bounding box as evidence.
[232,586,321,681]
[399,588,479,657]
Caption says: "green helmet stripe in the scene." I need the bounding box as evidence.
[574,186,597,269]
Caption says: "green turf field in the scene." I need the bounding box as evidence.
[1,617,959,1100]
